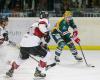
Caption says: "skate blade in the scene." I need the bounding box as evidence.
[54,61,60,64]
[33,77,45,80]
[0,74,14,80]
[4,75,14,80]
[77,60,83,62]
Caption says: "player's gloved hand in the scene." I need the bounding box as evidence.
[73,37,80,44]
[3,32,8,41]
[44,32,50,43]
[43,44,50,51]
[73,29,78,37]
[40,42,50,51]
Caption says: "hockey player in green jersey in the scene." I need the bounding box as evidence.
[51,11,82,63]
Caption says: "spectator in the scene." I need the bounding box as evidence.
[54,0,63,16]
[48,0,54,11]
[62,0,70,14]
[0,0,6,12]
[37,0,48,11]
[24,0,34,10]
[8,0,23,11]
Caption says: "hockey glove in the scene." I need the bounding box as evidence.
[40,42,50,51]
[73,37,80,44]
[43,44,50,51]
[3,32,9,41]
[73,29,78,37]
[44,32,50,43]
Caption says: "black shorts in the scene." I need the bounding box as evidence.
[20,46,47,60]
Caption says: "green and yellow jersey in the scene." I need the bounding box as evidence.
[52,17,77,34]
[51,17,77,43]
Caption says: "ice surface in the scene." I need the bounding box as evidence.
[0,48,100,80]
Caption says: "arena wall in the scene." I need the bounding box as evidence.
[7,17,100,50]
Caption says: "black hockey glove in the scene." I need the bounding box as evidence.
[3,32,8,41]
[44,32,50,43]
[40,42,50,51]
[43,44,50,51]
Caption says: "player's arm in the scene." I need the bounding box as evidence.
[70,20,78,37]
[40,42,50,51]
[38,20,51,51]
[38,20,51,43]
[0,28,4,44]
[70,20,80,44]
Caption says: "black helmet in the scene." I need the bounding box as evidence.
[39,11,49,19]
[0,15,8,22]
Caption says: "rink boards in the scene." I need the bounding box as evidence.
[7,17,100,50]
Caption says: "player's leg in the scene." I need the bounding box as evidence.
[54,41,66,63]
[6,61,19,77]
[6,47,29,77]
[34,59,47,78]
[52,32,66,63]
[67,41,82,61]
[31,46,48,78]
[63,34,82,61]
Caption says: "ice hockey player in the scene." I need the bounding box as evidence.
[6,11,51,78]
[0,15,9,45]
[51,11,82,63]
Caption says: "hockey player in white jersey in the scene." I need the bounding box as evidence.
[6,11,51,78]
[0,15,10,62]
[0,15,9,45]
[0,15,20,61]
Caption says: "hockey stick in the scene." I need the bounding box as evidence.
[9,41,56,70]
[9,41,20,48]
[29,54,56,71]
[78,43,95,67]
[29,54,39,63]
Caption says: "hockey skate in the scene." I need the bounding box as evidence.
[6,69,14,78]
[34,68,46,78]
[74,54,83,62]
[55,56,60,63]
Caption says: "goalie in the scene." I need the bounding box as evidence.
[51,11,82,63]
[6,11,51,78]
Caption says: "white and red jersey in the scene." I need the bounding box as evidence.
[32,18,49,38]
[20,18,49,47]
[0,26,6,39]
[0,26,9,46]
[20,33,41,47]
[39,18,49,26]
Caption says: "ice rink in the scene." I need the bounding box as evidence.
[0,47,100,80]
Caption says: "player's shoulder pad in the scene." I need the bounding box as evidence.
[57,17,64,23]
[39,18,48,25]
[31,22,39,27]
[56,17,64,26]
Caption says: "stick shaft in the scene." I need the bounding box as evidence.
[78,43,89,66]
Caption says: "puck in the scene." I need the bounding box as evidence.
[91,66,95,67]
